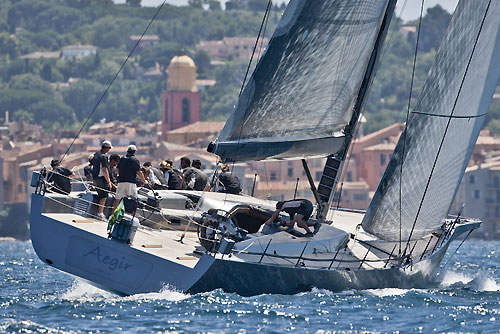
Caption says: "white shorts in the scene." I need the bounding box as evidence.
[116,182,137,200]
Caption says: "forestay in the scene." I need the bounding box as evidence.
[362,0,500,241]
[210,0,392,162]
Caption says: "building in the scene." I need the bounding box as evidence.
[399,25,417,39]
[161,55,201,136]
[454,160,500,239]
[196,37,269,60]
[61,44,98,59]
[127,35,159,52]
[164,121,225,146]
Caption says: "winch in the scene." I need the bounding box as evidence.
[197,209,248,253]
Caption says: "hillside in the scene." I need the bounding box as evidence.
[0,0,498,136]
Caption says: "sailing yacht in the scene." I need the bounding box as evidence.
[29,0,500,296]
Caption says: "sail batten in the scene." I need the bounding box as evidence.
[362,0,500,241]
[211,0,393,162]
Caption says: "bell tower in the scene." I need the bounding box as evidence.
[161,55,201,138]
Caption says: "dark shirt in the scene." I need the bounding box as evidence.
[276,199,311,219]
[184,167,208,191]
[83,163,93,181]
[92,149,109,178]
[117,154,140,183]
[167,169,184,190]
[150,167,168,186]
[49,167,72,194]
[110,167,118,185]
[219,172,241,194]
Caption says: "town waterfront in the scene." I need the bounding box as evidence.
[1,239,499,333]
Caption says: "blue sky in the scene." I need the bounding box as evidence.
[113,0,460,22]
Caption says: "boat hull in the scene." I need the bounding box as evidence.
[30,193,477,296]
[188,243,449,296]
[30,193,214,295]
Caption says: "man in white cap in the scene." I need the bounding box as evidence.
[113,144,147,212]
[92,140,113,220]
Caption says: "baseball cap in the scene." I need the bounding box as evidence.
[101,140,112,148]
[127,144,137,153]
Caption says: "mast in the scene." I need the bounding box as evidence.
[317,0,398,220]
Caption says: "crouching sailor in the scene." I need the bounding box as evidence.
[265,199,319,237]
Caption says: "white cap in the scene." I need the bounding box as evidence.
[102,140,112,148]
[127,144,137,153]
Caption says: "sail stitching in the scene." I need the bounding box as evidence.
[403,0,493,256]
[411,111,488,119]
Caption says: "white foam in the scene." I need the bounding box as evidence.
[469,275,500,292]
[61,280,189,303]
[123,285,189,302]
[439,270,500,292]
[439,270,473,287]
[0,320,76,334]
[364,288,411,297]
[61,280,114,302]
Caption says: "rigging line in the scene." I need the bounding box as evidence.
[238,0,272,99]
[58,0,169,165]
[439,229,474,273]
[399,0,425,256]
[403,0,493,256]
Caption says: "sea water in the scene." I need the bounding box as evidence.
[1,240,500,333]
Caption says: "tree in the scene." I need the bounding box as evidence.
[9,73,53,94]
[31,30,60,50]
[0,32,20,59]
[139,42,182,88]
[62,79,105,121]
[30,99,76,129]
[126,0,141,7]
[208,0,221,11]
[193,50,211,75]
[248,0,268,11]
[419,5,452,52]
[188,0,203,9]
[225,0,244,10]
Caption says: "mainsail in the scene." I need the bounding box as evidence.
[210,0,394,162]
[362,0,500,241]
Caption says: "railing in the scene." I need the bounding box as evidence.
[226,224,455,271]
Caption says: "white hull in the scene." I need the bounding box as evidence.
[29,192,479,296]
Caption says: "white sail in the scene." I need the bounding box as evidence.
[210,0,393,162]
[362,0,500,241]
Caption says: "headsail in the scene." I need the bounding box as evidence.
[362,0,500,241]
[209,0,393,162]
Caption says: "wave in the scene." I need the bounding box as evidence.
[363,288,415,297]
[439,270,500,292]
[60,279,189,303]
[0,320,77,334]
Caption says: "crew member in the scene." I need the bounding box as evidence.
[92,140,113,220]
[47,159,73,195]
[180,156,191,171]
[145,161,168,190]
[160,160,184,190]
[218,165,241,194]
[184,159,208,191]
[113,145,146,212]
[265,199,319,237]
[109,153,120,192]
[83,155,94,182]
